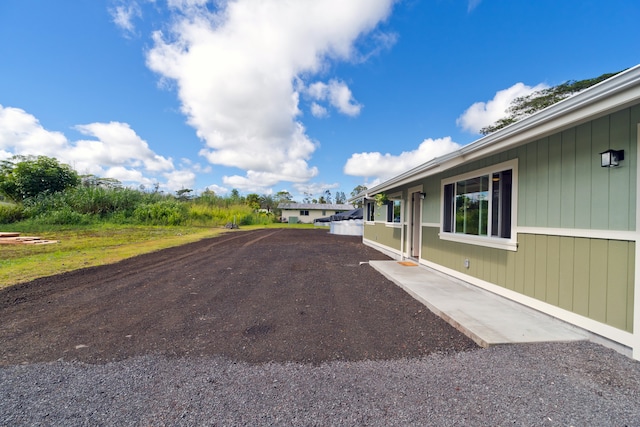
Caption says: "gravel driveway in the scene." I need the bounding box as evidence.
[1,229,640,425]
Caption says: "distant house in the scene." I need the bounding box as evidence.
[352,65,640,360]
[278,203,355,224]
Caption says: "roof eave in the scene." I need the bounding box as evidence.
[353,64,640,200]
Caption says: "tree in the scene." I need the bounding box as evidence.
[335,191,346,204]
[245,193,261,210]
[0,155,80,202]
[176,188,193,201]
[81,175,122,189]
[259,194,275,212]
[480,71,623,135]
[229,188,244,204]
[323,189,332,204]
[275,190,293,203]
[351,185,368,208]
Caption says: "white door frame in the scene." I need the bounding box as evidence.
[408,185,424,259]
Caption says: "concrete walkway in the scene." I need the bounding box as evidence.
[369,260,587,347]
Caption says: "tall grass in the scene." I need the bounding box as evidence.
[187,203,273,226]
[0,203,23,224]
[1,185,278,228]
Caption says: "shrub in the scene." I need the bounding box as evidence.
[0,203,24,224]
[34,207,92,225]
[133,200,189,226]
[62,186,147,217]
[21,191,68,218]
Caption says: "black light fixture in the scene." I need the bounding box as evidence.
[600,149,624,168]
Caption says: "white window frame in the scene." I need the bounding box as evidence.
[440,159,518,251]
[365,200,375,223]
[386,192,402,228]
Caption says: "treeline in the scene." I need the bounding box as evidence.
[0,156,290,227]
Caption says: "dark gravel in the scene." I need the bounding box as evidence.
[2,228,640,425]
[2,342,640,426]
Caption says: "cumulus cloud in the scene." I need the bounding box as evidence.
[310,103,329,118]
[204,183,229,195]
[456,82,548,134]
[0,105,67,157]
[343,137,461,181]
[72,122,174,173]
[163,169,197,191]
[146,0,395,191]
[0,104,194,191]
[305,80,362,117]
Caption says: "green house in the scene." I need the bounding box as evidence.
[356,65,640,359]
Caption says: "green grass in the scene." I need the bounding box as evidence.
[0,222,318,289]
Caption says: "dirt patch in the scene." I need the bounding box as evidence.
[0,229,477,365]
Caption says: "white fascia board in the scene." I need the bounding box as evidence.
[362,64,640,196]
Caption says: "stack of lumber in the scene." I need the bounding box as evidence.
[0,232,59,245]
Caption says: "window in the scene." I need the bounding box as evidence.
[300,210,309,216]
[367,202,375,221]
[441,160,516,250]
[387,200,401,223]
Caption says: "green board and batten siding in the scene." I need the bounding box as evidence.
[517,107,638,230]
[363,222,402,252]
[364,106,640,333]
[421,227,634,332]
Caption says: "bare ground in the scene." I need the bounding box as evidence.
[0,228,477,366]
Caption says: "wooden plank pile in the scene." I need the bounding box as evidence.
[0,232,59,245]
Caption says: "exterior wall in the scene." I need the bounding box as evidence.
[363,222,402,255]
[281,209,344,224]
[363,104,640,353]
[363,194,402,253]
[421,227,634,332]
[517,108,637,231]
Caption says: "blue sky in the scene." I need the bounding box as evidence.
[1,0,638,201]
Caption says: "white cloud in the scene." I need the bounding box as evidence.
[167,0,208,10]
[468,0,482,12]
[104,166,152,186]
[109,2,141,36]
[305,80,362,117]
[164,169,197,191]
[456,82,548,134]
[343,137,461,181]
[0,105,67,156]
[310,103,329,118]
[72,122,174,173]
[204,184,228,195]
[293,182,340,197]
[146,0,395,190]
[0,104,195,191]
[222,172,280,194]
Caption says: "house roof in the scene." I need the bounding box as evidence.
[352,64,640,200]
[278,203,355,210]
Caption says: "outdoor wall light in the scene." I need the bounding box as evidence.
[420,192,426,200]
[600,149,624,167]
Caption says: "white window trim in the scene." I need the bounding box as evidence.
[439,159,519,251]
[365,200,376,224]
[386,194,402,225]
